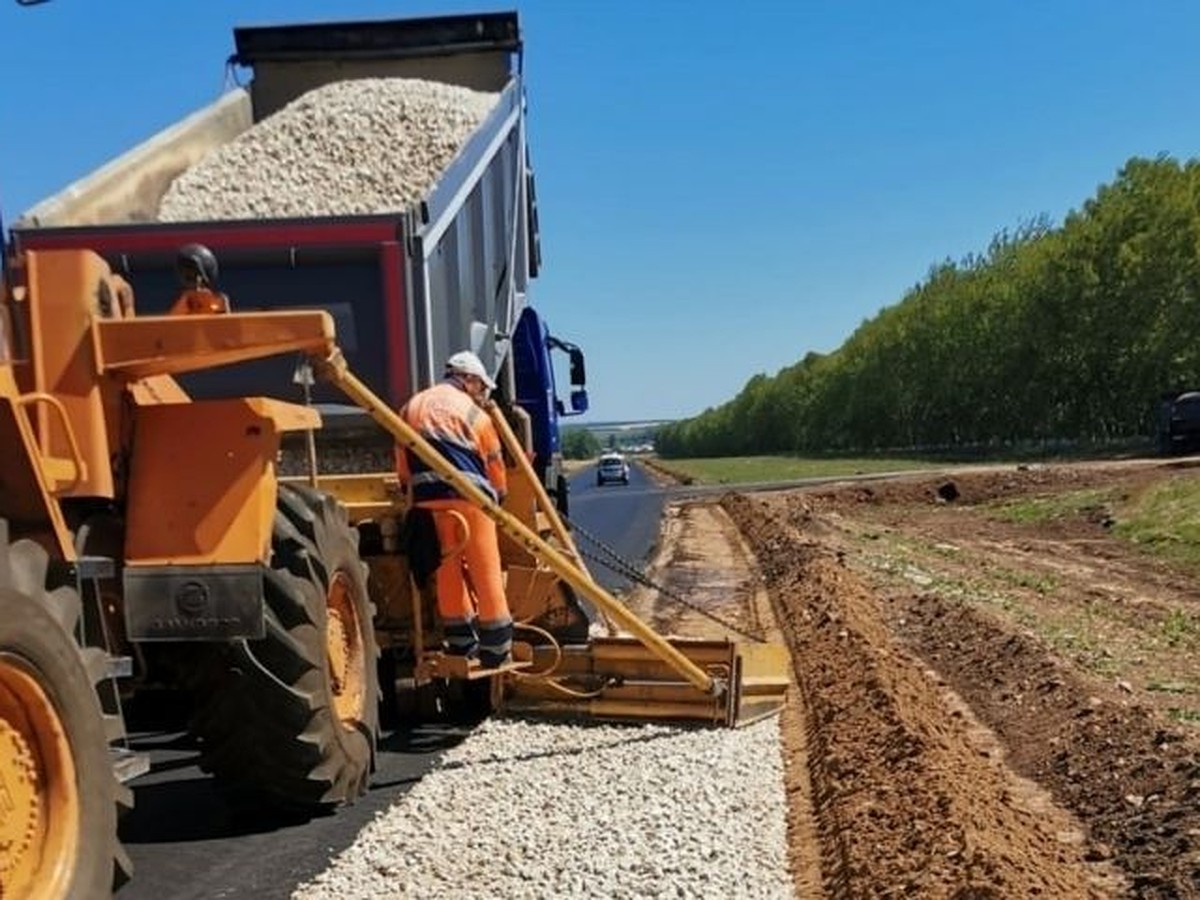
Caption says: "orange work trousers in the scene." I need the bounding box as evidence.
[420,498,510,626]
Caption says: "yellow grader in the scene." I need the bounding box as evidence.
[0,251,789,899]
[0,8,790,899]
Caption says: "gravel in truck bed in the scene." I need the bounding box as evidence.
[292,717,792,900]
[158,77,497,221]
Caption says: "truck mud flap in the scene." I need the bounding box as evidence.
[124,564,265,641]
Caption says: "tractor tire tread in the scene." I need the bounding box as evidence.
[188,485,380,811]
[0,531,131,894]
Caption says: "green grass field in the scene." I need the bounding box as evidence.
[1112,476,1200,572]
[990,473,1200,572]
[649,455,949,484]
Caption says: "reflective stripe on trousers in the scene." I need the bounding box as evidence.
[478,617,513,667]
[442,617,479,657]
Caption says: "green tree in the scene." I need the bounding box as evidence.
[657,154,1200,458]
[561,426,601,459]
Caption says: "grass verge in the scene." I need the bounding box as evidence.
[988,473,1200,572]
[650,455,948,485]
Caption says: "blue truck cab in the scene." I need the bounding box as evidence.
[513,306,588,513]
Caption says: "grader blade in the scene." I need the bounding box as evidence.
[503,637,790,727]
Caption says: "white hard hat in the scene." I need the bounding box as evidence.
[445,350,496,390]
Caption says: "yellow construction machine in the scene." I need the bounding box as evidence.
[0,8,790,898]
[0,241,789,898]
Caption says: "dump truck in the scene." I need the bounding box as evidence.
[1,9,789,898]
[12,11,589,514]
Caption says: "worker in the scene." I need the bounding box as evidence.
[168,243,231,315]
[396,350,513,668]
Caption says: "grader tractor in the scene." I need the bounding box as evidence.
[1,4,789,896]
[0,244,789,898]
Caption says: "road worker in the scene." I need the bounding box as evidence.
[168,243,231,315]
[396,350,513,668]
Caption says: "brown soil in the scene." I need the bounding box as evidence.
[648,459,1200,899]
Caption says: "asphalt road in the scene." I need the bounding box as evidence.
[118,711,476,900]
[564,460,668,593]
[116,460,665,899]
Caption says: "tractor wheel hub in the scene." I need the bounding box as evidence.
[0,719,41,883]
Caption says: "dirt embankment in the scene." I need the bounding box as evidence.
[708,462,1200,898]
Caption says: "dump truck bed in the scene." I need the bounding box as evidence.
[10,12,538,404]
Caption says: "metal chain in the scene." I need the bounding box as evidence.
[563,514,766,643]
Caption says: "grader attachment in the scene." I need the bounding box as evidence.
[313,350,791,728]
[503,637,791,727]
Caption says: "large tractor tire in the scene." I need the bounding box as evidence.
[190,485,380,811]
[0,532,131,899]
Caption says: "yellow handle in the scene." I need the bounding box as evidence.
[14,392,87,493]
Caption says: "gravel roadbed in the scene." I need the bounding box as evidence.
[293,717,792,899]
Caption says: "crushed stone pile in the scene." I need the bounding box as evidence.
[158,77,497,221]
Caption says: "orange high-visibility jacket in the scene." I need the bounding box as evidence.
[396,381,507,503]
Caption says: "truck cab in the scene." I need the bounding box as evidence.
[513,306,587,512]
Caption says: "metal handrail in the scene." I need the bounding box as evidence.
[14,392,87,493]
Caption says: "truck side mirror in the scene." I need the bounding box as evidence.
[570,389,589,414]
[569,347,586,387]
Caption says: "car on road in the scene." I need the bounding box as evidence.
[596,452,631,486]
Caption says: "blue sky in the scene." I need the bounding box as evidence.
[2,1,1199,422]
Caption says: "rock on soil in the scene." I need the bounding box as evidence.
[158,78,497,221]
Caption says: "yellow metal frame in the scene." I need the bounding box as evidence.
[1,259,787,723]
[315,351,730,700]
[124,397,319,566]
[281,472,402,522]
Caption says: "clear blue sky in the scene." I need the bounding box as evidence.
[2,1,1199,422]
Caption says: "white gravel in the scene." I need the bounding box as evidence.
[158,77,497,221]
[292,717,793,899]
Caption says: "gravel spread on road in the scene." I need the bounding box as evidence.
[292,717,792,899]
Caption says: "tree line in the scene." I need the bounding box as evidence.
[657,156,1200,458]
[561,426,602,459]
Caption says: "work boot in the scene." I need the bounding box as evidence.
[478,617,514,669]
[443,618,480,658]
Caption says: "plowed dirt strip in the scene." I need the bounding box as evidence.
[740,462,1200,898]
[723,493,1123,899]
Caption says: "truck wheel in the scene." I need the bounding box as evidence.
[191,485,380,810]
[554,474,570,517]
[0,534,131,898]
